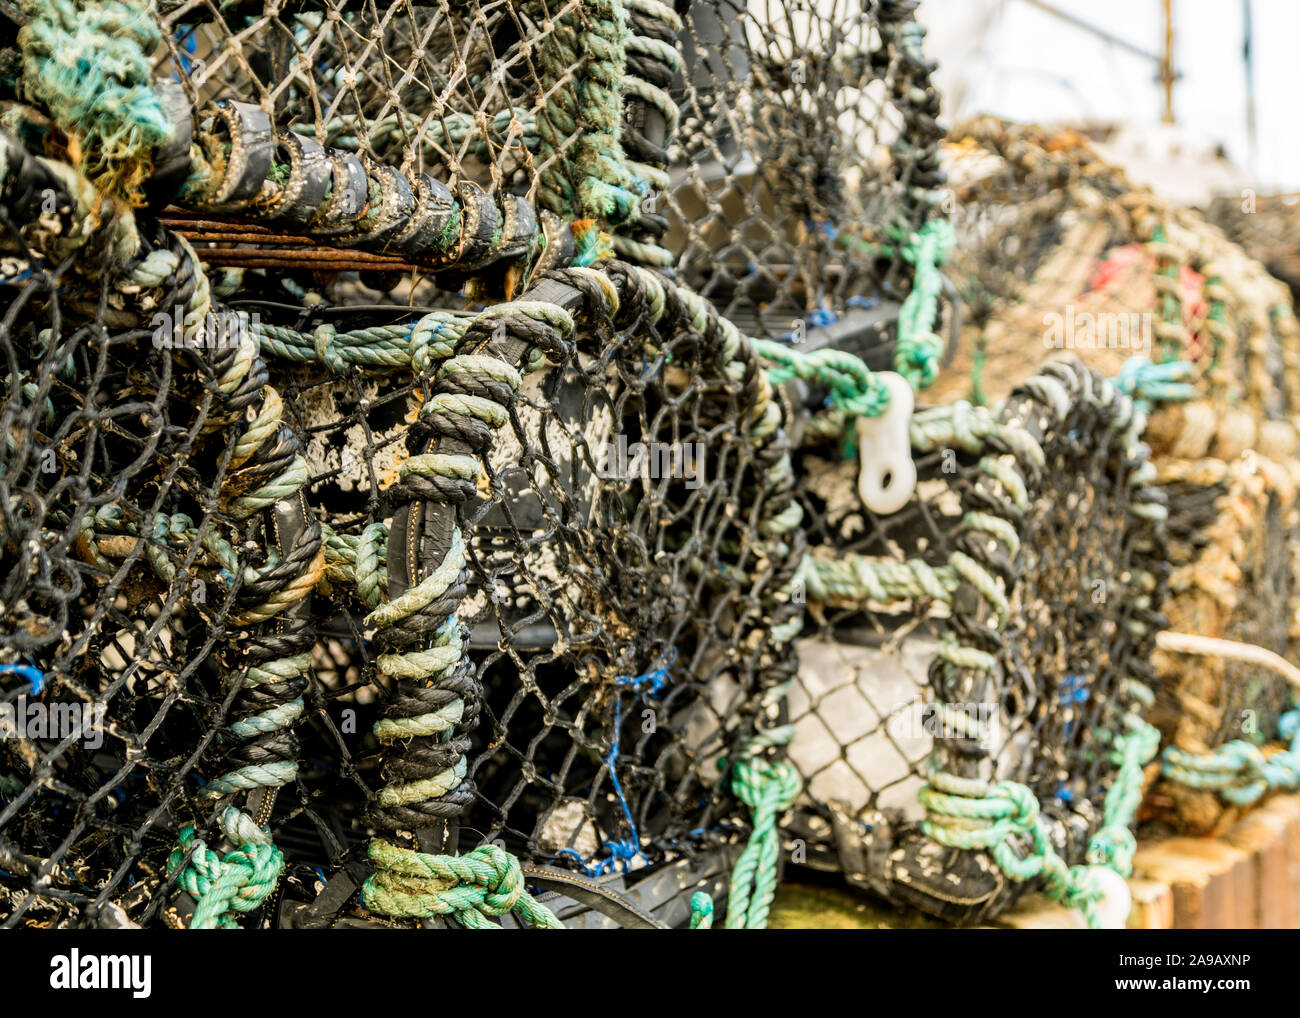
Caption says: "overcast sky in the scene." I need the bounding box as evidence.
[918,0,1300,192]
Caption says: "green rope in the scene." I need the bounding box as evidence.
[361,841,563,928]
[725,737,801,930]
[320,521,388,608]
[920,716,1159,927]
[166,807,284,929]
[752,339,892,419]
[894,219,954,390]
[17,0,171,205]
[1162,708,1300,806]
[1087,713,1161,876]
[1114,356,1196,413]
[255,314,470,374]
[689,891,714,929]
[797,553,960,605]
[532,0,643,225]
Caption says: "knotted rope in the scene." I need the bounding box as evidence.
[362,841,563,928]
[166,808,284,929]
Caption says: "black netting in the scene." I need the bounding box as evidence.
[0,0,1183,933]
[0,166,803,925]
[664,0,944,340]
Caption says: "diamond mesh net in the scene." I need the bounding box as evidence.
[0,149,803,925]
[662,0,944,338]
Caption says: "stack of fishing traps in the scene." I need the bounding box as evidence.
[936,119,1300,842]
[1,0,818,930]
[0,0,1265,933]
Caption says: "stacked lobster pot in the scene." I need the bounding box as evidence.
[661,9,1171,925]
[937,118,1300,843]
[1206,191,1300,307]
[779,360,1167,926]
[0,0,822,929]
[1147,456,1300,833]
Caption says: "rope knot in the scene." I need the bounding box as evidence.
[409,313,455,374]
[312,323,346,374]
[1086,825,1137,875]
[362,839,563,928]
[166,812,284,929]
[731,756,801,814]
[468,843,526,916]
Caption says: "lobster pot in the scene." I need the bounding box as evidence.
[1206,192,1300,307]
[664,0,946,343]
[0,213,322,927]
[938,118,1300,465]
[782,361,1167,923]
[939,119,1300,839]
[1145,456,1300,834]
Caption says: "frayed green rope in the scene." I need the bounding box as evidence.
[689,891,714,929]
[18,0,171,205]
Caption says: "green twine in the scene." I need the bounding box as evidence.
[894,219,955,391]
[18,0,171,205]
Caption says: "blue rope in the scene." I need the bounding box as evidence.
[808,305,836,328]
[1058,673,1089,705]
[558,650,677,877]
[1114,356,1196,411]
[0,663,45,695]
